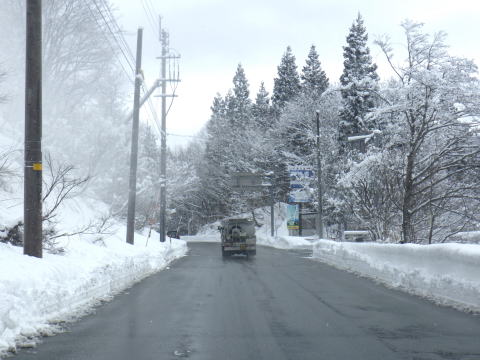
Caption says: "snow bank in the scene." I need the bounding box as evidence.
[0,160,187,356]
[188,221,221,242]
[182,235,220,243]
[0,226,186,356]
[312,240,480,312]
[255,203,315,250]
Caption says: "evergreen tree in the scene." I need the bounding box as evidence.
[201,95,232,220]
[210,93,226,121]
[205,93,228,171]
[301,45,329,99]
[339,13,379,142]
[272,46,301,111]
[227,64,252,129]
[252,82,272,130]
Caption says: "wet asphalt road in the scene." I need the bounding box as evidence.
[11,242,480,360]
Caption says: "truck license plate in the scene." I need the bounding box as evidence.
[240,244,246,250]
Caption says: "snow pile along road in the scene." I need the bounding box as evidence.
[255,203,314,250]
[0,227,187,356]
[312,240,480,312]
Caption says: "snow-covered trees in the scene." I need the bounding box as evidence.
[338,21,480,243]
[272,46,301,112]
[301,45,329,99]
[229,64,252,127]
[252,82,273,130]
[339,13,379,145]
[194,18,480,244]
[0,0,130,203]
[373,21,480,243]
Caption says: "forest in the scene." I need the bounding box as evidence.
[0,2,479,244]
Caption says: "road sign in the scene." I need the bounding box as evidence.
[231,173,264,190]
[287,204,299,230]
[288,166,314,202]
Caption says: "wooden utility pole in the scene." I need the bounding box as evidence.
[316,111,324,239]
[126,28,143,245]
[24,0,43,258]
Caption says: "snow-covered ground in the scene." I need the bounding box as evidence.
[312,240,480,313]
[0,133,188,356]
[0,228,186,356]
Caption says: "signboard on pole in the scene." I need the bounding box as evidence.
[287,204,299,230]
[231,172,264,190]
[288,166,314,203]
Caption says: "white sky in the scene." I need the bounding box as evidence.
[111,0,480,147]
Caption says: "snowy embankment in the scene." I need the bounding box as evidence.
[0,130,187,355]
[312,240,480,312]
[254,203,314,249]
[0,203,187,358]
[0,230,186,355]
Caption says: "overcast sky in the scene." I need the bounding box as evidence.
[111,0,480,147]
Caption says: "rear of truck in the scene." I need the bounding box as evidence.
[220,219,256,257]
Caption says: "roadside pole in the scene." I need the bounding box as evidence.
[126,28,143,245]
[159,27,167,243]
[24,0,43,258]
[156,17,180,242]
[270,179,274,237]
[298,203,303,236]
[316,111,324,239]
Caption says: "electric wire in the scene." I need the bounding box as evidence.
[91,0,135,73]
[90,0,165,141]
[98,0,161,137]
[86,0,133,82]
[140,0,158,38]
[97,0,136,65]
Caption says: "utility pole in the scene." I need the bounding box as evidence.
[123,79,160,124]
[24,0,43,258]
[316,111,324,239]
[126,28,143,245]
[159,28,167,243]
[156,17,180,242]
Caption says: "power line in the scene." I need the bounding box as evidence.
[140,0,158,37]
[91,0,135,72]
[90,0,163,140]
[99,0,136,63]
[86,0,133,82]
[167,133,207,140]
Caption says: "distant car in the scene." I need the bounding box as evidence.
[218,218,256,257]
[166,230,180,239]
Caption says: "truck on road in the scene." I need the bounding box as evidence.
[218,218,256,257]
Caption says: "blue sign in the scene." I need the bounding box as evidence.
[287,204,299,230]
[288,166,314,202]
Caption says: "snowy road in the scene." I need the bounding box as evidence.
[11,242,480,360]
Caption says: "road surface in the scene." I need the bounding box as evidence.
[11,242,480,360]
